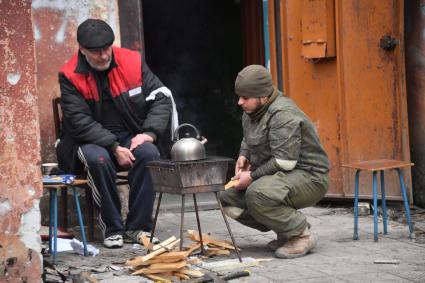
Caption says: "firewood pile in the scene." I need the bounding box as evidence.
[126,230,237,281]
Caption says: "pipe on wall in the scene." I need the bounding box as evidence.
[263,0,270,69]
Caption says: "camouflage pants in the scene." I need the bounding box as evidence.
[219,169,329,238]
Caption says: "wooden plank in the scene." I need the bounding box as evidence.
[127,239,180,266]
[156,251,187,260]
[149,260,187,271]
[144,274,172,283]
[173,271,190,280]
[224,179,239,190]
[188,230,235,250]
[152,236,177,251]
[183,242,201,257]
[180,268,204,278]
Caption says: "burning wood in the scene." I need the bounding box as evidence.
[126,231,237,281]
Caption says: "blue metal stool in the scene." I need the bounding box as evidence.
[343,159,414,242]
[44,179,88,263]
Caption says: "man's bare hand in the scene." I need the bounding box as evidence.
[114,146,135,169]
[235,155,251,175]
[129,133,154,151]
[234,171,253,190]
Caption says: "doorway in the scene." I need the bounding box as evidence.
[142,0,246,158]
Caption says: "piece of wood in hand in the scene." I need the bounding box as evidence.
[224,179,239,190]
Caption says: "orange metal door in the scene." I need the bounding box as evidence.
[268,0,411,200]
[336,0,410,200]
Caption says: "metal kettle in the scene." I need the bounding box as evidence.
[170,123,207,161]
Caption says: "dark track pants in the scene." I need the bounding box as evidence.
[78,132,160,238]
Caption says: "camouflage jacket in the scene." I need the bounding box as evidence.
[240,93,330,180]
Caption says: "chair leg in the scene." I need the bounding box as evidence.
[395,168,414,239]
[72,187,88,256]
[180,194,185,251]
[380,171,388,235]
[372,171,379,242]
[353,170,361,240]
[193,194,205,255]
[214,192,242,262]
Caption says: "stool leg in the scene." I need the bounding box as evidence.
[395,168,414,238]
[52,188,58,264]
[72,187,88,256]
[180,194,185,250]
[48,189,54,254]
[380,171,388,235]
[353,170,361,240]
[193,194,205,255]
[150,193,162,243]
[372,171,379,242]
[60,187,68,231]
[214,192,242,262]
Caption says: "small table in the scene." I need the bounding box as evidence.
[343,159,414,242]
[43,179,88,263]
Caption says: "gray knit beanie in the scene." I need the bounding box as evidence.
[235,65,274,97]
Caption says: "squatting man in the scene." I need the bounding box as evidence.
[220,65,330,258]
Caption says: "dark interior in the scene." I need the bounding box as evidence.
[142,0,244,159]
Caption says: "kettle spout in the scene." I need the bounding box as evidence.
[200,137,208,145]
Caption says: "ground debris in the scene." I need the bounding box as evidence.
[126,230,238,281]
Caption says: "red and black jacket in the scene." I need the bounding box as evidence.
[57,46,172,174]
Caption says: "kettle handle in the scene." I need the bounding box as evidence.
[173,123,201,141]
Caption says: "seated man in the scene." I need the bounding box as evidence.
[57,19,177,248]
[220,65,329,258]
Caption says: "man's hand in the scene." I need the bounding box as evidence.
[129,133,154,151]
[234,171,253,190]
[113,146,135,169]
[235,155,251,175]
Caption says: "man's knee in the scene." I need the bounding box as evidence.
[245,185,278,210]
[132,142,160,162]
[79,144,112,167]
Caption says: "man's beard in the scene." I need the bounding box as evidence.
[243,98,262,114]
[84,54,112,71]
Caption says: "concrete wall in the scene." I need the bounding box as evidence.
[0,1,43,281]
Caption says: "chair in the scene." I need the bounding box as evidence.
[343,159,415,242]
[52,97,129,240]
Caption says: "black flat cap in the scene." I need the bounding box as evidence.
[77,19,115,49]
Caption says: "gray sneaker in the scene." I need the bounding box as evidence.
[124,230,160,245]
[103,234,123,249]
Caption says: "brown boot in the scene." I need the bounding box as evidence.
[275,226,317,259]
[267,234,288,251]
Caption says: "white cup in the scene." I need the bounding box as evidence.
[42,163,59,176]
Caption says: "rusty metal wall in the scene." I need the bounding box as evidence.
[32,0,120,163]
[269,0,411,200]
[406,0,425,207]
[0,1,43,281]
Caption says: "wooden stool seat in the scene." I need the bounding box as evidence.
[343,159,413,171]
[343,159,414,242]
[44,179,89,264]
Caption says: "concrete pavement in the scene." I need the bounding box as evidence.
[44,204,425,282]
